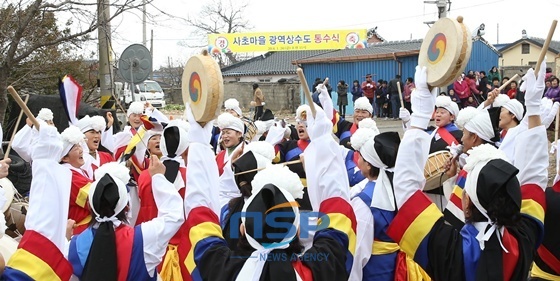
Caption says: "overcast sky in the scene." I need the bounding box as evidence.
[88,0,560,69]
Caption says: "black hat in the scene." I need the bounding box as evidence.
[232,151,259,189]
[260,109,275,122]
[373,132,401,168]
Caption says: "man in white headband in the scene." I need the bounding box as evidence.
[67,159,184,280]
[315,81,373,149]
[349,122,428,280]
[12,108,55,162]
[59,125,93,235]
[2,123,74,280]
[182,103,357,281]
[443,105,501,228]
[136,119,190,280]
[76,115,115,179]
[385,63,548,281]
[216,112,246,176]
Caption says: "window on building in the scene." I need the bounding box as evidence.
[258,78,271,83]
[521,43,530,54]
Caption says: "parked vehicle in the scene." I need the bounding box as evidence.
[117,80,166,108]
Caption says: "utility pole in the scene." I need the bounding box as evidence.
[98,0,114,109]
[436,0,448,18]
[142,0,147,47]
[150,29,154,80]
[423,0,449,26]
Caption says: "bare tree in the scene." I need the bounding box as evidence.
[185,0,252,66]
[0,0,154,123]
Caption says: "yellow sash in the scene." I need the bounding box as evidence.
[372,241,400,255]
[531,263,560,281]
[159,244,182,281]
[75,215,91,227]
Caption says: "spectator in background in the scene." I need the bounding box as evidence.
[487,66,501,82]
[252,83,265,120]
[324,78,333,98]
[545,77,560,102]
[453,73,470,107]
[361,74,376,105]
[477,70,489,99]
[501,76,511,94]
[336,80,349,119]
[375,80,387,118]
[545,78,552,95]
[403,77,414,113]
[387,74,402,120]
[448,89,461,108]
[350,80,362,104]
[506,80,520,99]
[490,77,501,91]
[312,78,322,93]
[465,73,480,103]
[546,67,554,81]
[464,96,478,107]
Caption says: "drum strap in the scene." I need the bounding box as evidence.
[436,127,459,146]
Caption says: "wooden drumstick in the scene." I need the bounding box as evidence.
[396,81,404,108]
[234,159,302,176]
[497,74,519,92]
[296,68,316,117]
[7,86,39,130]
[4,94,29,160]
[535,20,557,76]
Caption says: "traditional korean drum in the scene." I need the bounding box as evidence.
[0,235,19,261]
[0,179,14,213]
[424,151,452,191]
[418,16,472,87]
[182,50,224,124]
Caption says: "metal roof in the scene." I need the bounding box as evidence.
[221,50,334,77]
[293,40,423,64]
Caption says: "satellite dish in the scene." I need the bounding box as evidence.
[118,44,152,84]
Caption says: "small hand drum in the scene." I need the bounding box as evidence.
[0,235,19,261]
[0,179,14,213]
[182,50,224,123]
[424,151,452,191]
[418,16,472,87]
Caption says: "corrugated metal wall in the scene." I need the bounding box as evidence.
[465,40,501,74]
[299,40,499,109]
[300,56,418,111]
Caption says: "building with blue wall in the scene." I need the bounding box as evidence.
[293,37,500,111]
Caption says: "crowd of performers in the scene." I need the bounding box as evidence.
[0,61,558,280]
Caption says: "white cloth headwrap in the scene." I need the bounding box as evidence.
[89,173,129,228]
[237,186,300,281]
[502,99,524,122]
[359,138,396,211]
[463,145,509,252]
[464,109,495,143]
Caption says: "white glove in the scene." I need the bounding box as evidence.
[185,103,214,144]
[317,83,334,120]
[399,108,411,122]
[410,66,436,129]
[543,102,560,128]
[306,106,332,141]
[522,59,546,116]
[33,122,63,161]
[264,123,286,145]
[446,142,464,158]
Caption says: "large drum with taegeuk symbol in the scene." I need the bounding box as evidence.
[182,50,224,124]
[418,16,472,87]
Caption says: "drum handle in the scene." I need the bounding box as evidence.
[535,20,557,76]
[396,81,405,108]
[497,74,519,92]
[4,94,29,160]
[296,68,316,117]
[7,86,40,130]
[234,159,302,176]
